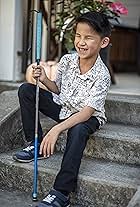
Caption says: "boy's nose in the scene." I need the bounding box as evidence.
[78,39,86,46]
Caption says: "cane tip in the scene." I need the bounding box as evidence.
[32,193,38,201]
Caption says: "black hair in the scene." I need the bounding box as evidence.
[75,11,112,38]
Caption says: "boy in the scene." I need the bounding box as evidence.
[13,11,111,207]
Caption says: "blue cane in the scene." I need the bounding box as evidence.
[32,12,42,201]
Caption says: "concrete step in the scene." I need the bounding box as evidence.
[0,81,19,94]
[41,117,140,165]
[0,188,38,207]
[1,90,140,166]
[1,85,139,127]
[0,90,18,122]
[0,90,24,153]
[105,93,140,126]
[0,152,140,207]
[127,187,140,207]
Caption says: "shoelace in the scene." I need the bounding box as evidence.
[43,194,56,204]
[23,145,34,152]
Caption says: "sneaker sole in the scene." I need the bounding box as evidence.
[36,203,70,207]
[12,155,47,163]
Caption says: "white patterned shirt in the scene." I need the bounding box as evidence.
[53,52,111,126]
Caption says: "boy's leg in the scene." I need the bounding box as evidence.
[18,82,61,144]
[13,82,61,162]
[36,117,99,207]
[53,116,99,194]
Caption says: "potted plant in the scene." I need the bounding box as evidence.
[55,0,128,84]
[55,0,128,53]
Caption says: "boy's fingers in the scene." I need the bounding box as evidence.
[40,136,49,157]
[43,140,49,157]
[39,138,45,154]
[39,144,43,155]
[34,68,41,72]
[34,65,43,70]
[32,65,41,70]
[51,144,54,155]
[47,143,51,157]
[39,135,54,158]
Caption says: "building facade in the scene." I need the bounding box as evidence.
[0,0,140,81]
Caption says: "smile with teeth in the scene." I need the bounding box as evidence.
[79,48,88,52]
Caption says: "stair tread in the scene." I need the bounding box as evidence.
[41,117,140,142]
[0,188,79,207]
[1,151,140,189]
[0,90,19,123]
[107,93,140,103]
[41,118,140,165]
[94,123,140,142]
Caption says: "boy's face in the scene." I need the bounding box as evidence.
[74,22,109,60]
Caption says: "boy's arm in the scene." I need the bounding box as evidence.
[32,65,60,94]
[42,76,60,95]
[56,106,95,131]
[40,106,95,157]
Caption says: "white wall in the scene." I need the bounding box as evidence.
[14,0,24,81]
[0,0,23,81]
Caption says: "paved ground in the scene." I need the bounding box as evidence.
[0,188,78,207]
[0,188,40,207]
[110,73,140,95]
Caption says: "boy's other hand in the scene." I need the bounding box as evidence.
[39,125,61,157]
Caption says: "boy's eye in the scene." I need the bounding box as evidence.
[86,36,94,40]
[75,34,80,37]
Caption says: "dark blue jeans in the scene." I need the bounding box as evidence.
[18,83,100,194]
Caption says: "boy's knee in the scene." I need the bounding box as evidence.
[68,123,88,138]
[67,123,89,149]
[72,123,84,131]
[18,83,35,98]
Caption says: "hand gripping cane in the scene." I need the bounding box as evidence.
[32,12,42,201]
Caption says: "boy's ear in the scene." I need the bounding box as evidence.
[101,37,110,49]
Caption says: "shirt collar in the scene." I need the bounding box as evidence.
[72,53,102,81]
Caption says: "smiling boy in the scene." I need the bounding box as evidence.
[13,11,111,207]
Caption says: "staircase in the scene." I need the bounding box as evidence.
[0,89,140,207]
